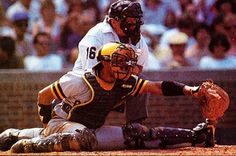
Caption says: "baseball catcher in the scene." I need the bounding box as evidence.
[0,43,230,153]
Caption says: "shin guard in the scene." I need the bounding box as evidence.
[11,129,98,153]
[148,127,197,148]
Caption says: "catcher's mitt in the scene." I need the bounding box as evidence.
[193,80,230,122]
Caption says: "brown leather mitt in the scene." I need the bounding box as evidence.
[194,80,230,122]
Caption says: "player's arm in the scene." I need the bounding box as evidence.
[37,83,59,128]
[37,79,67,127]
[37,73,87,127]
[135,80,198,96]
[37,85,55,106]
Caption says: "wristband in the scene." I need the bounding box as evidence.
[190,86,200,95]
[38,104,52,124]
[161,81,185,96]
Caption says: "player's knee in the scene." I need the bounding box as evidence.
[28,129,98,152]
[73,129,98,151]
[122,123,149,148]
[52,129,98,151]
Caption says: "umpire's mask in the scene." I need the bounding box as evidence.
[108,1,143,45]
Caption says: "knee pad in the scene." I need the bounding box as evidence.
[122,123,149,148]
[73,129,98,151]
[50,129,98,151]
[149,127,195,148]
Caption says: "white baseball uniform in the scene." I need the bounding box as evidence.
[73,18,149,74]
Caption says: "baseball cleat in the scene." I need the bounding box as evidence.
[204,121,216,147]
[0,128,20,151]
[193,119,215,147]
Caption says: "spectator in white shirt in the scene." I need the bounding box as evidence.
[199,33,236,69]
[24,32,63,71]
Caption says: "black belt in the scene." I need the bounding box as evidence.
[61,102,72,114]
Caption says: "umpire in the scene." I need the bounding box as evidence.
[72,0,150,123]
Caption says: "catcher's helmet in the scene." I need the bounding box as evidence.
[108,0,143,45]
[96,42,137,80]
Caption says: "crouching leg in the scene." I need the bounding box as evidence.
[11,128,98,153]
[147,126,203,148]
[122,121,215,149]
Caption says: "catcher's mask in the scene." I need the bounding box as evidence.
[108,0,143,45]
[96,42,138,80]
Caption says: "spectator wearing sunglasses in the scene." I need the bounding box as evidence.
[10,11,34,57]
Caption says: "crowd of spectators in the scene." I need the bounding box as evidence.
[0,0,236,71]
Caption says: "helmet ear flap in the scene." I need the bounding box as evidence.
[96,49,103,62]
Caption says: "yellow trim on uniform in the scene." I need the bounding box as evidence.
[139,80,149,94]
[54,81,65,100]
[50,83,57,99]
[67,76,95,119]
[131,78,143,96]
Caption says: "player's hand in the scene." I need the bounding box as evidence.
[43,124,47,128]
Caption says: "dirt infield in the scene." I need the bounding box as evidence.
[0,145,236,156]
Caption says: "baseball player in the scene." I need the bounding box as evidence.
[8,42,215,153]
[0,0,149,151]
[73,0,149,123]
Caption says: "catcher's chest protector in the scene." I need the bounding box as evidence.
[68,72,136,129]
